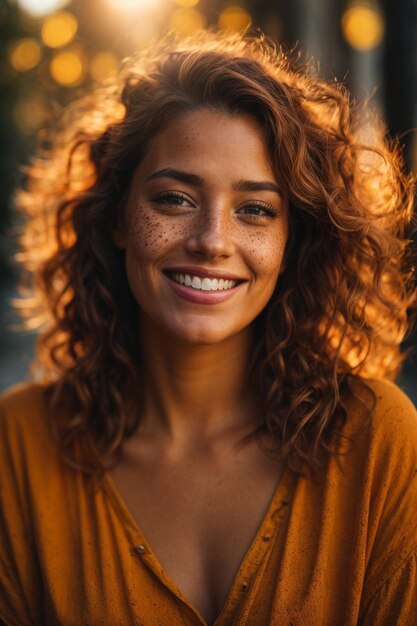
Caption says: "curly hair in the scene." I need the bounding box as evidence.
[15,30,416,476]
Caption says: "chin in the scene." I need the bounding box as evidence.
[176,330,229,346]
[169,322,237,346]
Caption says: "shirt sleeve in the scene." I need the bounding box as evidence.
[357,380,417,625]
[359,549,417,625]
[0,389,43,626]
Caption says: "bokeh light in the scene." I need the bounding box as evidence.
[169,8,206,35]
[341,4,385,51]
[9,39,42,72]
[50,49,84,86]
[41,11,78,48]
[173,0,200,6]
[16,0,70,18]
[89,51,119,81]
[218,6,252,31]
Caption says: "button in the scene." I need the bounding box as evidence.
[262,533,272,541]
[241,581,248,590]
[135,544,146,554]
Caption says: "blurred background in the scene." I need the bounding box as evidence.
[0,0,416,400]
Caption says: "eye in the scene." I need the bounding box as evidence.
[153,191,195,208]
[237,202,278,219]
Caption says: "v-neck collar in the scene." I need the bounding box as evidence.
[104,466,295,626]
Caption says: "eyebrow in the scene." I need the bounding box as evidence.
[145,168,282,196]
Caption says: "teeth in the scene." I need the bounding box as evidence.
[174,273,185,285]
[171,273,237,291]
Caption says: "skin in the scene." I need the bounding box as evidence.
[112,109,289,624]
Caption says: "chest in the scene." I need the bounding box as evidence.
[109,447,282,625]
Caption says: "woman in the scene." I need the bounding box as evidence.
[1,30,416,626]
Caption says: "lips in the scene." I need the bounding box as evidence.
[163,269,245,304]
[168,272,238,291]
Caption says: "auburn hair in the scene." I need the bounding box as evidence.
[15,30,416,475]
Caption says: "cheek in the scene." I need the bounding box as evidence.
[245,229,287,278]
[127,208,186,259]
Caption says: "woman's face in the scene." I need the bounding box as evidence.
[114,108,289,345]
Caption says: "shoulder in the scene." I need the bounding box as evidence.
[366,377,417,422]
[0,379,48,412]
[344,377,417,453]
[0,380,50,437]
[0,381,58,477]
[344,380,417,605]
[334,379,417,543]
[341,378,417,491]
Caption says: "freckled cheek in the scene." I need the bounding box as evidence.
[246,231,288,278]
[127,210,187,259]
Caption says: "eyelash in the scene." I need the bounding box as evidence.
[153,191,192,207]
[152,192,279,219]
[238,202,278,219]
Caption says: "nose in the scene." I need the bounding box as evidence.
[184,204,235,259]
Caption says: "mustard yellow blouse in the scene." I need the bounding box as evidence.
[1,379,417,625]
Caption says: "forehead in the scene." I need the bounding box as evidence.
[133,108,278,185]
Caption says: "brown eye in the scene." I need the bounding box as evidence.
[237,202,278,218]
[153,192,195,207]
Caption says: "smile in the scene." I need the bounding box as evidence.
[164,270,245,305]
[171,273,237,291]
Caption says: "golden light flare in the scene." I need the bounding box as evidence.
[16,0,70,18]
[173,0,200,6]
[130,20,159,48]
[50,49,84,86]
[41,11,78,48]
[89,52,119,81]
[9,38,42,72]
[218,7,252,32]
[169,7,206,35]
[341,5,385,51]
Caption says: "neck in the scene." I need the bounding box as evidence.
[138,318,257,444]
